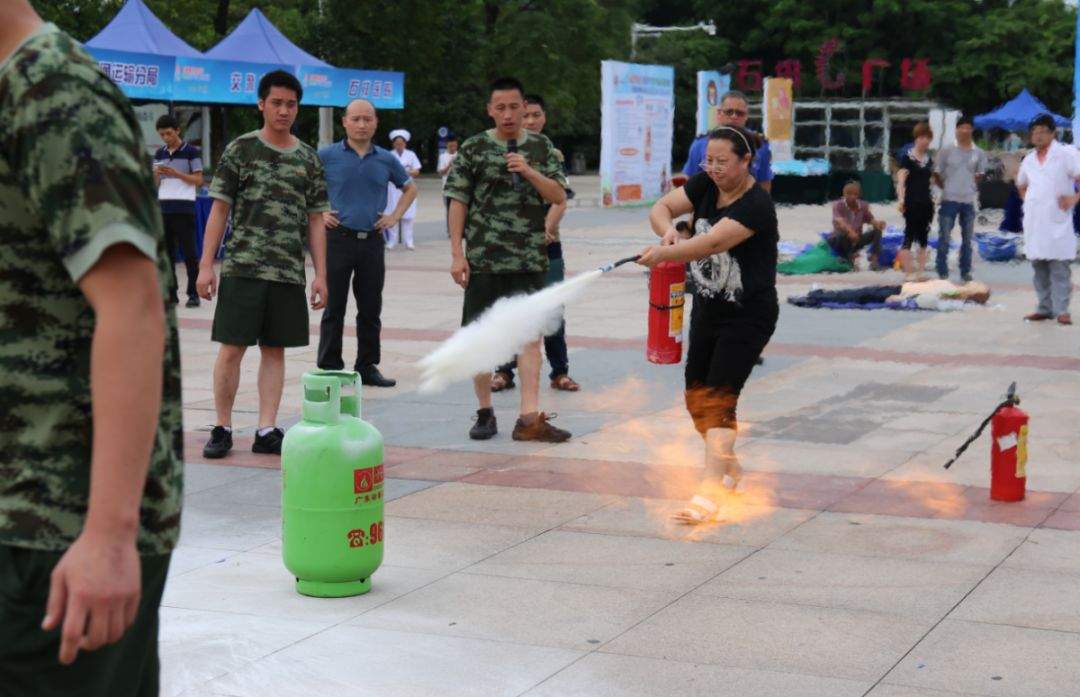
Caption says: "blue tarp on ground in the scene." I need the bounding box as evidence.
[974,89,1069,131]
[203,8,329,67]
[85,0,202,57]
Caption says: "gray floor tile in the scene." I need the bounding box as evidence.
[603,595,931,682]
[886,619,1080,697]
[351,571,676,651]
[525,652,870,697]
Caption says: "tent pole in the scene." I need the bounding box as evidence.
[318,107,334,148]
[201,106,211,171]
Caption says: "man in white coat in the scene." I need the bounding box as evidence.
[386,129,421,249]
[1017,113,1080,325]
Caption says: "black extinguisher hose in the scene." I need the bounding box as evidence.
[943,382,1019,470]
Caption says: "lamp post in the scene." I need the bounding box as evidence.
[630,20,716,60]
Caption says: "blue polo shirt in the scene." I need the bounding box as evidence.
[317,141,411,230]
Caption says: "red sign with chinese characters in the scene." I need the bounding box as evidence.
[734,39,930,95]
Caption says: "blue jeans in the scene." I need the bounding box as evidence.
[936,201,975,278]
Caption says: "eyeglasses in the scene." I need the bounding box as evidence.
[721,108,748,118]
[698,160,728,172]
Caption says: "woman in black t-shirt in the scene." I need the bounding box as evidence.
[896,122,935,281]
[638,126,779,525]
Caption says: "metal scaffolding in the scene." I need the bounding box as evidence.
[742,98,942,171]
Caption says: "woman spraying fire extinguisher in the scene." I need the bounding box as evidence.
[637,126,778,524]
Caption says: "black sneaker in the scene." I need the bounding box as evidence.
[203,426,232,459]
[359,366,396,388]
[186,296,200,308]
[252,427,285,455]
[469,408,497,440]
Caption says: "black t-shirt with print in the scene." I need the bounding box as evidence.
[899,151,934,207]
[683,173,779,319]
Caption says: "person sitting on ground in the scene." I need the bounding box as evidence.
[828,181,886,270]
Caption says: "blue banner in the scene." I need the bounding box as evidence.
[87,49,405,109]
[85,47,174,101]
[174,57,291,105]
[298,66,405,109]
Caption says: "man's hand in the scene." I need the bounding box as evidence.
[897,201,906,214]
[42,529,141,665]
[451,255,470,289]
[505,152,535,179]
[1058,194,1080,211]
[196,264,217,301]
[310,276,328,310]
[544,223,559,244]
[873,219,887,232]
[637,245,670,268]
[323,210,341,229]
[374,212,400,231]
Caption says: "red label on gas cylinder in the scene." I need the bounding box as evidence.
[354,468,373,493]
[374,464,384,486]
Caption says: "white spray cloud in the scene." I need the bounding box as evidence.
[418,269,605,393]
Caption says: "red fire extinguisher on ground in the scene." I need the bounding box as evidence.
[944,382,1028,502]
[646,261,686,364]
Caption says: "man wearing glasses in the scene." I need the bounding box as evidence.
[682,91,773,193]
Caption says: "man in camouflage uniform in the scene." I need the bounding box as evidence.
[491,93,581,394]
[196,70,330,459]
[445,77,571,442]
[0,3,183,693]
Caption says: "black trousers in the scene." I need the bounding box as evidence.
[318,227,385,371]
[162,212,198,300]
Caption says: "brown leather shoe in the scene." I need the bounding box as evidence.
[1024,312,1052,321]
[512,412,571,443]
[1058,313,1073,325]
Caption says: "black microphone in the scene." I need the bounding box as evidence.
[507,138,521,191]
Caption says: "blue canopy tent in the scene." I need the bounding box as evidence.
[85,0,202,58]
[974,89,1070,131]
[203,8,329,67]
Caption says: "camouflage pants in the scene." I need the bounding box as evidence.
[0,545,170,696]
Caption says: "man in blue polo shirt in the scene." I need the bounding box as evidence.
[682,90,773,193]
[153,114,203,307]
[317,98,416,387]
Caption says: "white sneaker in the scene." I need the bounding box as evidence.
[406,244,416,250]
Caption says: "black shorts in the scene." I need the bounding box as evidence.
[462,272,546,326]
[902,202,933,249]
[684,305,777,434]
[0,545,170,697]
[212,276,309,347]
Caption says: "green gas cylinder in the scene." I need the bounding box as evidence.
[281,371,384,597]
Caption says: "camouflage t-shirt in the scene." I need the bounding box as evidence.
[445,129,568,273]
[0,24,184,554]
[210,132,330,286]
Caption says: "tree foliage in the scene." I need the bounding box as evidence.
[30,0,1080,167]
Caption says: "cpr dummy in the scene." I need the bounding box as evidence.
[887,279,991,311]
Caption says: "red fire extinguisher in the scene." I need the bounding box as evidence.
[990,397,1028,502]
[646,261,686,364]
[944,382,1028,502]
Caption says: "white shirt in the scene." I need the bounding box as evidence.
[1017,140,1080,260]
[386,148,421,219]
[438,151,457,189]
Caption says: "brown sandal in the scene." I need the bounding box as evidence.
[550,374,580,391]
[491,371,515,392]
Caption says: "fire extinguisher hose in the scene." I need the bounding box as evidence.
[942,382,1019,470]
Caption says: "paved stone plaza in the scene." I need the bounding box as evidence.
[164,177,1080,696]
